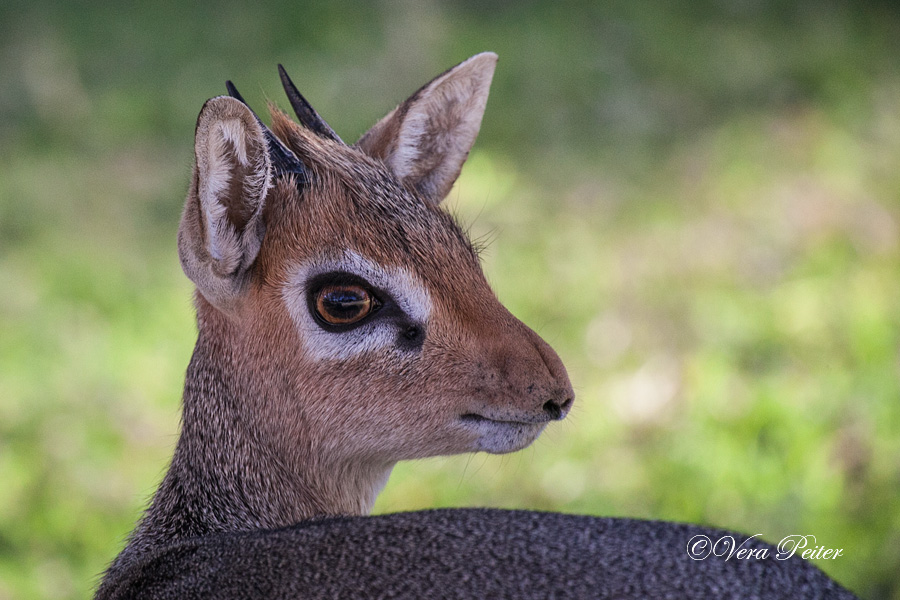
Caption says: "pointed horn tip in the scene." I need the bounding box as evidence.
[276,65,342,143]
[278,64,300,96]
[225,80,247,105]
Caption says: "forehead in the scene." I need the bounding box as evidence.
[258,130,481,289]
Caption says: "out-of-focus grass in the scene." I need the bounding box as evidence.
[1,1,899,598]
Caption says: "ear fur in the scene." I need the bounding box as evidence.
[178,96,271,309]
[356,52,498,204]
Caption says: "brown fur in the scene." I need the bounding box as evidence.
[101,52,573,584]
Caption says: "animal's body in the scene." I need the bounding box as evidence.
[96,53,857,599]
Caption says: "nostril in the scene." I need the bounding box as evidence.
[542,399,562,420]
[542,396,573,421]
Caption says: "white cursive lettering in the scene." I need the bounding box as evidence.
[686,533,844,562]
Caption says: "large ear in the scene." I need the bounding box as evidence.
[356,52,497,205]
[178,96,271,309]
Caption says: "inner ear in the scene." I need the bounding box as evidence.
[195,103,270,265]
[215,132,262,232]
[177,96,273,309]
[356,52,498,205]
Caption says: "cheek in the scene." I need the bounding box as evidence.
[334,367,464,429]
[275,353,480,460]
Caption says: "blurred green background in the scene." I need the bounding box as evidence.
[1,0,899,598]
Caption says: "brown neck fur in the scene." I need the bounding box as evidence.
[122,296,393,561]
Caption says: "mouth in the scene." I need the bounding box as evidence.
[457,413,550,454]
[459,413,550,426]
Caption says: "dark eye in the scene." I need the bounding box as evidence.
[314,284,378,325]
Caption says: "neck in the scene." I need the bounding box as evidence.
[123,318,394,558]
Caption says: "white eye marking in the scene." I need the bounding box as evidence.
[282,251,431,361]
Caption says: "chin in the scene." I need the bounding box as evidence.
[472,422,548,454]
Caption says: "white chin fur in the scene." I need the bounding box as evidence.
[467,420,547,454]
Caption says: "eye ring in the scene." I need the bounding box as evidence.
[313,283,380,326]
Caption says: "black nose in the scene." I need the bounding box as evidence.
[542,396,573,421]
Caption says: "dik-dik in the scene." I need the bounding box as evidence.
[97,54,856,599]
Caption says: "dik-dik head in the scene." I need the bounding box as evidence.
[177,53,573,483]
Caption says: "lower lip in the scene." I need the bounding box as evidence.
[459,414,545,427]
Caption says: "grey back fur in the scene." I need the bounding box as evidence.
[99,509,854,599]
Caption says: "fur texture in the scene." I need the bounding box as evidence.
[99,53,572,592]
[96,54,856,599]
[98,510,858,600]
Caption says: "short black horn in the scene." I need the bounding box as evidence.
[278,64,342,143]
[225,80,247,105]
[224,80,307,182]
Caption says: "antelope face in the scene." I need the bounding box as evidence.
[260,145,573,462]
[178,53,573,472]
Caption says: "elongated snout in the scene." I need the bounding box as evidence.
[461,311,574,428]
[492,322,573,418]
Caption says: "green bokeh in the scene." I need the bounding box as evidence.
[1,1,899,598]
